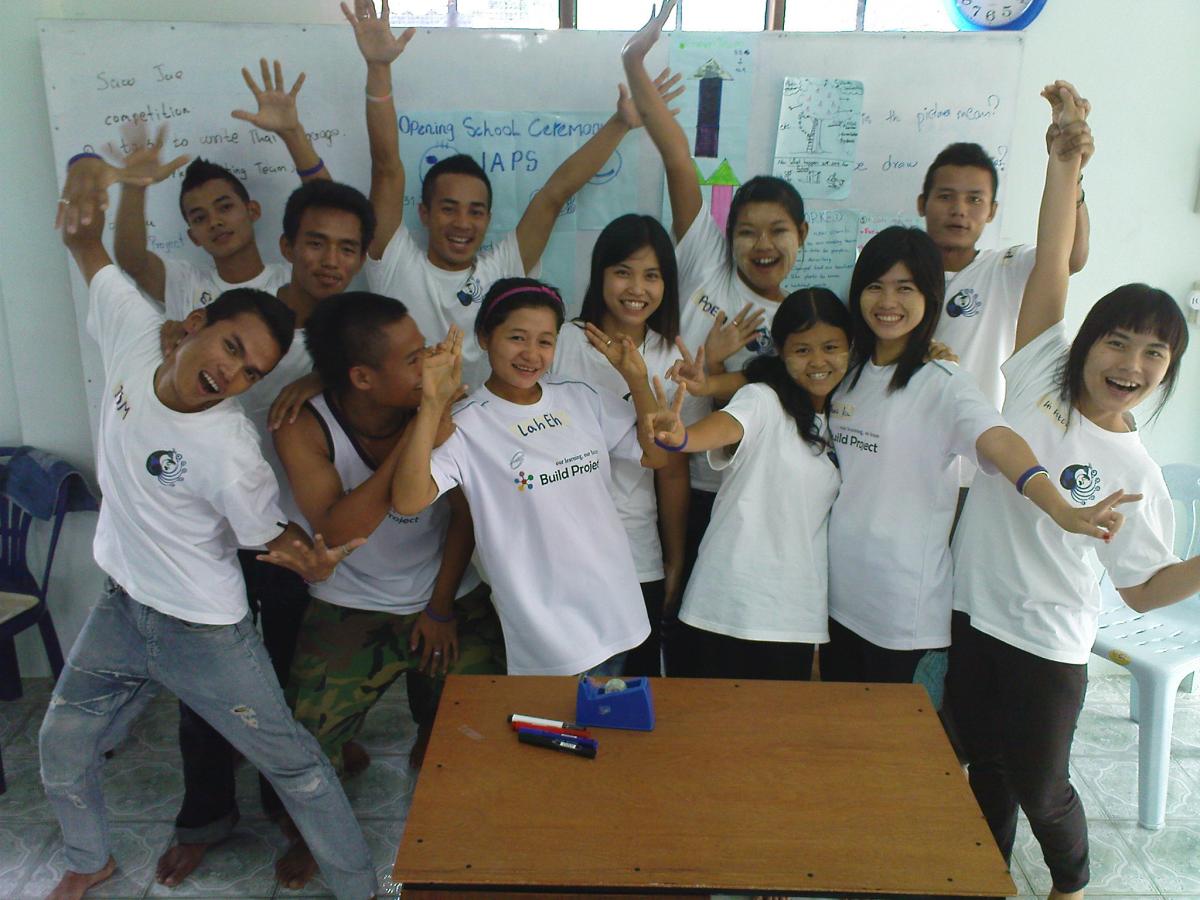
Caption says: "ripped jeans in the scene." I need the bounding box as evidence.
[38,581,376,900]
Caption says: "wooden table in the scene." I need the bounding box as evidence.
[393,676,1015,898]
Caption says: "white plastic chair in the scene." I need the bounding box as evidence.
[1091,462,1200,829]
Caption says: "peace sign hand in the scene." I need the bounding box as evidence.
[341,0,415,66]
[666,338,710,397]
[1052,489,1141,542]
[646,376,688,450]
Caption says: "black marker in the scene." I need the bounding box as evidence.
[518,729,597,759]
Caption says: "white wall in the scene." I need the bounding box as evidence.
[2,0,1198,675]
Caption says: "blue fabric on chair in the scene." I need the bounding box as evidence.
[1,446,98,519]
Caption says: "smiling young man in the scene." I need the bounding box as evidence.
[343,0,669,390]
[43,165,374,900]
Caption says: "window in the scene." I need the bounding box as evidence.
[863,0,954,31]
[784,0,859,32]
[389,0,558,29]
[575,0,658,30]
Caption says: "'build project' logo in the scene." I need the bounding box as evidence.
[512,449,603,494]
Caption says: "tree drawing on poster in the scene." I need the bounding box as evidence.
[668,34,753,232]
[773,77,864,201]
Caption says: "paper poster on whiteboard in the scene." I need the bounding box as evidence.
[667,33,754,232]
[398,110,640,234]
[773,77,864,201]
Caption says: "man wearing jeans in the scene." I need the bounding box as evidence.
[40,159,374,900]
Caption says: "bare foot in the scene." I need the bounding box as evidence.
[342,740,371,778]
[275,838,319,890]
[155,842,210,887]
[46,856,116,899]
[273,811,301,843]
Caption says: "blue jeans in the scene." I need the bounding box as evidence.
[38,581,376,900]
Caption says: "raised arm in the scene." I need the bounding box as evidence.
[392,327,463,516]
[273,405,400,546]
[622,0,701,241]
[514,72,682,274]
[342,0,415,259]
[231,59,329,182]
[1044,82,1094,274]
[1013,83,1085,354]
[109,126,192,300]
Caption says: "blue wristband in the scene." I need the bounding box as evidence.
[67,151,102,169]
[296,158,325,178]
[653,430,688,452]
[1016,465,1048,496]
[422,606,456,624]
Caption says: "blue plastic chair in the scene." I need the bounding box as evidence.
[1092,462,1200,829]
[0,451,69,702]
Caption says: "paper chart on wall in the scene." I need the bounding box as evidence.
[666,33,754,233]
[773,77,864,201]
[782,209,923,299]
[398,110,640,234]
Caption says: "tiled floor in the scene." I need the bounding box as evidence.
[3,674,1200,899]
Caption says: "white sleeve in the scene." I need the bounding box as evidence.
[86,265,163,365]
[589,383,641,463]
[480,231,532,279]
[162,258,203,321]
[430,428,468,499]
[1099,487,1182,590]
[1001,322,1071,399]
[941,366,1007,469]
[364,224,422,295]
[212,428,288,548]
[706,383,765,472]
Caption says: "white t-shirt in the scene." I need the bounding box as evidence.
[827,359,1005,650]
[301,394,480,613]
[550,323,703,581]
[165,261,311,504]
[675,207,781,493]
[87,266,287,624]
[365,226,527,391]
[430,380,651,675]
[163,258,292,323]
[953,324,1179,664]
[680,383,839,643]
[936,245,1036,486]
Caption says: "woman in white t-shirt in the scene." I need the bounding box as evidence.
[824,224,1127,692]
[948,86,1195,898]
[390,278,670,676]
[551,213,691,677]
[650,289,850,679]
[621,2,811,674]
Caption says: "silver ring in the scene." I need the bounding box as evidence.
[731,319,741,326]
[606,339,613,346]
[432,650,443,656]
[58,198,71,206]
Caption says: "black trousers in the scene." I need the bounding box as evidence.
[668,621,814,681]
[819,616,930,684]
[174,551,310,836]
[623,580,667,677]
[946,611,1089,892]
[663,488,716,676]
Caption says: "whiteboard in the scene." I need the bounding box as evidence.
[38,20,1022,432]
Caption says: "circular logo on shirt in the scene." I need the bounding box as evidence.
[457,274,484,307]
[745,326,774,355]
[509,450,525,470]
[945,288,982,318]
[1059,463,1101,504]
[513,471,536,492]
[146,449,188,486]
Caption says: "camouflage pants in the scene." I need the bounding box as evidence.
[287,584,504,775]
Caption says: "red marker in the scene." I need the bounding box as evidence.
[510,721,592,740]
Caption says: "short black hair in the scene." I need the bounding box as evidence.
[578,214,680,343]
[846,226,944,393]
[421,154,493,211]
[282,180,376,250]
[205,287,295,361]
[475,277,564,338]
[921,142,1000,200]
[305,292,411,393]
[178,158,249,219]
[1060,284,1189,423]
